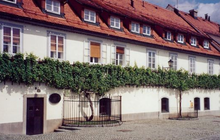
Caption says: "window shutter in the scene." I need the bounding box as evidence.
[125,48,130,66]
[84,40,90,63]
[111,45,116,64]
[101,43,107,64]
[90,42,100,58]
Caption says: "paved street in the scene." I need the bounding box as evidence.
[1,116,220,140]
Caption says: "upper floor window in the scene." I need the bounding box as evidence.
[170,53,178,70]
[90,42,101,64]
[115,47,124,66]
[110,16,120,29]
[2,0,16,3]
[111,45,130,66]
[147,50,156,69]
[191,37,197,46]
[177,34,184,43]
[189,56,196,74]
[84,9,96,23]
[49,33,65,59]
[208,59,214,75]
[131,22,140,33]
[45,0,60,14]
[143,25,151,36]
[165,31,171,40]
[2,26,21,54]
[203,40,209,49]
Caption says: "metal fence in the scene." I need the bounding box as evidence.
[63,95,121,127]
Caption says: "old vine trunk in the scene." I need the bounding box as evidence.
[84,92,94,121]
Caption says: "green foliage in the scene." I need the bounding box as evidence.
[0,53,219,95]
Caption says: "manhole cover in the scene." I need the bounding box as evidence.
[117,130,133,132]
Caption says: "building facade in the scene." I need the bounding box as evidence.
[0,0,220,135]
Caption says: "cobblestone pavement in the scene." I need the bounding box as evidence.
[1,116,220,140]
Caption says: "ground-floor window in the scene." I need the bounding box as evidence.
[161,98,169,113]
[99,98,111,116]
[204,97,210,110]
[194,97,200,110]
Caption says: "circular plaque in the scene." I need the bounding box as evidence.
[49,93,61,104]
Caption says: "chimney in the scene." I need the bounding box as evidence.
[208,16,210,21]
[131,0,134,8]
[219,25,220,33]
[142,1,144,7]
[205,14,208,20]
[189,9,198,18]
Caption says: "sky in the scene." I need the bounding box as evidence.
[145,0,220,24]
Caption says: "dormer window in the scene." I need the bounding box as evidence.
[84,9,96,23]
[143,25,151,36]
[45,0,60,14]
[177,34,184,43]
[165,31,171,40]
[203,40,209,49]
[131,22,140,33]
[191,37,197,46]
[110,16,120,29]
[2,0,16,4]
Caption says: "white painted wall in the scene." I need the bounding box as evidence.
[0,19,219,75]
[0,83,64,124]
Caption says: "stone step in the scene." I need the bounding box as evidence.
[59,126,80,131]
[54,128,73,133]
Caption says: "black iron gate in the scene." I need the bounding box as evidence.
[63,95,121,126]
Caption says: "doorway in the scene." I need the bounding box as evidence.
[26,98,44,135]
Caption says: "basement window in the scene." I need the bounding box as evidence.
[194,97,200,110]
[161,98,169,113]
[204,98,210,110]
[45,0,60,14]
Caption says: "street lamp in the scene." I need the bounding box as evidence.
[168,59,173,69]
[162,59,173,70]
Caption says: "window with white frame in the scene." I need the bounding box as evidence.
[45,0,60,14]
[147,50,156,69]
[2,26,21,54]
[177,34,184,43]
[208,59,214,75]
[131,22,140,33]
[116,47,124,65]
[189,56,196,74]
[84,9,96,23]
[203,40,209,49]
[191,37,197,46]
[49,33,64,59]
[165,31,171,40]
[143,25,151,36]
[170,53,178,70]
[2,0,16,3]
[110,16,120,29]
[90,42,101,64]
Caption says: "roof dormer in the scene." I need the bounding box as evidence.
[176,33,185,44]
[0,0,22,8]
[36,0,66,17]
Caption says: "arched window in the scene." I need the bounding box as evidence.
[99,98,111,116]
[204,98,210,110]
[161,98,169,113]
[194,97,200,110]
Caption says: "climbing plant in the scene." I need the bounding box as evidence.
[0,53,219,94]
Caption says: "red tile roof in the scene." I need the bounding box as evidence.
[0,0,219,57]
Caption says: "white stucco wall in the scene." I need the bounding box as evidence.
[0,83,64,124]
[0,19,219,75]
